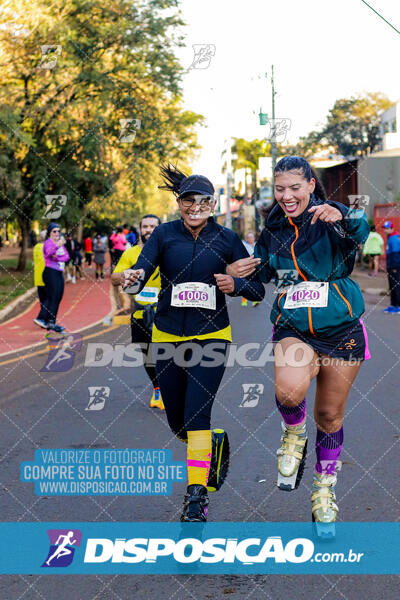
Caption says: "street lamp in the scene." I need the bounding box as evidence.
[259,68,277,188]
[225,139,232,229]
[225,139,237,230]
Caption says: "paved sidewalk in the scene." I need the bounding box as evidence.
[0,270,113,357]
[351,265,388,295]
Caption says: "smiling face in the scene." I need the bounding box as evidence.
[177,194,216,229]
[274,170,315,218]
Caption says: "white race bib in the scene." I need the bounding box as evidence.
[56,247,65,270]
[134,286,159,303]
[171,282,216,310]
[283,282,329,309]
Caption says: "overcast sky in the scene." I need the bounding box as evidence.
[174,0,400,184]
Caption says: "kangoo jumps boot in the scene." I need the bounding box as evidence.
[180,484,209,522]
[207,429,230,492]
[276,420,307,491]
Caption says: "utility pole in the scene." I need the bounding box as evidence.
[225,138,232,229]
[270,65,277,187]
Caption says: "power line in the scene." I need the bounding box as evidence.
[360,0,400,36]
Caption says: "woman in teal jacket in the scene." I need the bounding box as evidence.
[228,156,370,534]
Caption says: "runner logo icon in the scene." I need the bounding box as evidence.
[189,44,216,70]
[41,334,82,372]
[347,195,369,217]
[43,194,67,219]
[240,384,264,408]
[86,386,110,410]
[275,269,299,293]
[42,529,82,567]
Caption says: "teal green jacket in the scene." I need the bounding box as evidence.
[254,195,370,336]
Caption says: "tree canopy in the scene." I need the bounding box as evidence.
[0,0,202,269]
[323,92,391,157]
[282,92,392,159]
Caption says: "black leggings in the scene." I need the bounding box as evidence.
[36,286,47,321]
[388,268,400,307]
[130,317,158,387]
[155,339,228,440]
[42,267,64,323]
[112,249,123,268]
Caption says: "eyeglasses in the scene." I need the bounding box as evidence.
[52,229,60,233]
[179,194,216,209]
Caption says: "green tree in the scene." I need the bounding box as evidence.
[0,0,202,270]
[322,92,392,157]
[229,138,271,198]
[282,130,328,159]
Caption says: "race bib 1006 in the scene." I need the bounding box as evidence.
[171,282,216,310]
[283,281,329,309]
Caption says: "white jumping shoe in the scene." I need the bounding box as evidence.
[311,462,341,539]
[277,420,308,491]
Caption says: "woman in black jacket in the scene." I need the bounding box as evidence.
[121,165,265,522]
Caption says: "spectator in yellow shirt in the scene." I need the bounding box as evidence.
[111,214,163,409]
[33,231,48,329]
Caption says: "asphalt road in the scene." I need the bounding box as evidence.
[0,286,399,599]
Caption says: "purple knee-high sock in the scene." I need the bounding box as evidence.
[275,395,306,426]
[315,426,343,475]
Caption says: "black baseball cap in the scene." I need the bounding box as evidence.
[178,174,215,198]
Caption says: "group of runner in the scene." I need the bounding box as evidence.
[111,156,370,530]
[32,222,141,334]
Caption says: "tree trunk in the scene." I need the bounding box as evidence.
[77,220,83,243]
[252,169,257,200]
[16,216,29,272]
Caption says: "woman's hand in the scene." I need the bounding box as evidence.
[226,257,260,278]
[214,273,235,294]
[308,204,343,225]
[121,268,144,288]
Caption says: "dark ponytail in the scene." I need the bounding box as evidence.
[274,155,327,201]
[310,168,327,201]
[158,163,188,197]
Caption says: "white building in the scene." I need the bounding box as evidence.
[380,101,400,150]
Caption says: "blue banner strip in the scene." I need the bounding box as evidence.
[0,522,398,574]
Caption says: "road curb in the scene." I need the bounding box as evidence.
[0,287,37,324]
[113,315,131,325]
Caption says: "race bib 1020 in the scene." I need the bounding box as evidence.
[283,282,329,309]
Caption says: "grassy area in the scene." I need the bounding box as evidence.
[0,258,34,310]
